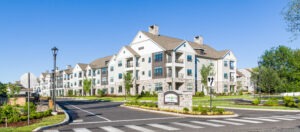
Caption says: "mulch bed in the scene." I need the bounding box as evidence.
[0,118,42,128]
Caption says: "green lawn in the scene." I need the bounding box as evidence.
[193,100,300,110]
[74,96,158,102]
[0,114,66,132]
[72,95,253,102]
[72,95,300,110]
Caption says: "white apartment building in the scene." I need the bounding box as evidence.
[36,25,237,97]
[237,68,255,93]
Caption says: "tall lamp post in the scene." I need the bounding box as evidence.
[52,47,58,113]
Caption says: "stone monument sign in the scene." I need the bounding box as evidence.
[158,91,192,111]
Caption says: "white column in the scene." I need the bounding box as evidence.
[172,51,176,90]
[133,57,137,95]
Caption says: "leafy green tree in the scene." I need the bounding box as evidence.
[123,72,133,100]
[200,64,214,94]
[7,83,20,98]
[83,79,92,96]
[283,0,300,38]
[0,82,7,96]
[258,66,281,94]
[259,45,299,93]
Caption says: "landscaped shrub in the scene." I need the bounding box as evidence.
[125,101,157,108]
[264,98,279,106]
[23,102,36,114]
[20,115,27,121]
[97,89,106,97]
[195,92,205,97]
[67,90,74,97]
[140,91,158,97]
[283,96,296,107]
[198,105,209,114]
[43,109,52,117]
[183,107,189,113]
[252,98,260,105]
[192,106,199,112]
[216,108,225,114]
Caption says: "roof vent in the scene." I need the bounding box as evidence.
[194,36,203,45]
[149,25,159,35]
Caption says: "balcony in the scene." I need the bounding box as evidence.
[175,59,184,64]
[126,62,133,68]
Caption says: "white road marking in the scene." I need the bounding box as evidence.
[268,117,296,121]
[244,118,279,122]
[209,120,244,125]
[171,122,204,128]
[125,125,155,132]
[148,123,180,131]
[73,119,83,123]
[67,103,111,121]
[100,126,124,132]
[273,115,300,119]
[190,121,224,127]
[43,130,59,132]
[70,117,183,125]
[73,128,92,132]
[226,118,262,124]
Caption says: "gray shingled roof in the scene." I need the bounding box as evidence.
[141,31,229,59]
[236,70,244,77]
[64,68,73,74]
[141,31,184,50]
[125,46,140,56]
[77,63,88,70]
[90,55,113,68]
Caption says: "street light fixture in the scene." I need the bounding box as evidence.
[52,46,58,113]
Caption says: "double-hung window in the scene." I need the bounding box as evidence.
[118,61,122,67]
[187,55,192,62]
[154,52,163,62]
[118,73,122,79]
[187,69,192,76]
[155,83,163,91]
[154,67,163,77]
[224,73,228,79]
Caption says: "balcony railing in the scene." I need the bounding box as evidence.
[175,59,184,64]
[230,77,235,82]
[167,72,172,77]
[126,63,133,68]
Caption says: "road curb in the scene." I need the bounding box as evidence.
[219,106,300,112]
[121,105,239,118]
[32,104,70,132]
[57,97,88,100]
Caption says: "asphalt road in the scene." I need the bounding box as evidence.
[43,99,300,132]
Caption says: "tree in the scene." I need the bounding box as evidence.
[7,83,20,98]
[283,0,300,38]
[0,82,7,97]
[123,72,133,100]
[259,45,298,93]
[200,64,214,94]
[258,66,281,94]
[83,79,92,96]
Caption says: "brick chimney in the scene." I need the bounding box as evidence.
[194,36,203,45]
[149,25,159,35]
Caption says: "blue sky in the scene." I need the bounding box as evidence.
[0,0,299,83]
